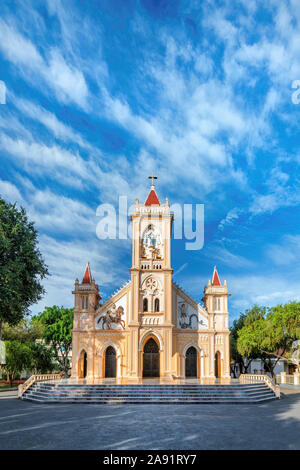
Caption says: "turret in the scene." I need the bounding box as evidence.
[202,266,230,330]
[72,262,101,330]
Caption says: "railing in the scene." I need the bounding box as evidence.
[18,374,62,398]
[276,373,300,385]
[239,374,281,399]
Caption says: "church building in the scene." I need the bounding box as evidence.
[71,179,231,381]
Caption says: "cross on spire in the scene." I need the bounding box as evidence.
[148,173,157,188]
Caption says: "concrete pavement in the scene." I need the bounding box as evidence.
[0,389,299,450]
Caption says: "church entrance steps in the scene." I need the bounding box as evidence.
[21,381,277,404]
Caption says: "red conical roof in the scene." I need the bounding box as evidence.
[212,266,221,286]
[82,262,92,284]
[145,188,160,206]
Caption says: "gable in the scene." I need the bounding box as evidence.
[95,281,130,330]
[173,281,208,330]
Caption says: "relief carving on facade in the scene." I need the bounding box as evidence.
[96,304,125,330]
[178,302,205,329]
[79,313,89,329]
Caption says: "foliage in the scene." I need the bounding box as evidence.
[230,311,261,376]
[2,318,44,343]
[236,302,300,377]
[2,319,54,380]
[3,340,33,387]
[0,197,48,339]
[33,306,73,376]
[28,341,55,374]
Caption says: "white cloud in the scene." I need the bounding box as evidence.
[0,20,89,108]
[27,189,97,234]
[0,179,23,204]
[266,234,300,266]
[47,49,88,108]
[0,134,89,187]
[13,95,92,149]
[203,242,255,269]
[0,18,43,67]
[218,208,242,231]
[228,273,300,314]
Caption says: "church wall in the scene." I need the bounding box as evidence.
[71,187,231,382]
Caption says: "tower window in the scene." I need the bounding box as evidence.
[154,298,160,312]
[214,298,221,311]
[81,296,89,310]
[143,298,148,312]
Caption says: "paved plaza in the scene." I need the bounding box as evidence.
[0,388,299,450]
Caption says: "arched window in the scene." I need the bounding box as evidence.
[154,298,160,312]
[143,298,148,312]
[213,297,221,311]
[81,295,88,310]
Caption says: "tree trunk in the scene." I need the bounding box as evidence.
[7,371,13,388]
[0,319,2,342]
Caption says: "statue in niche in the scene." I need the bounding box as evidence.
[142,226,162,259]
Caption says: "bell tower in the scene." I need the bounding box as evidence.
[128,175,174,378]
[202,266,231,379]
[71,262,100,378]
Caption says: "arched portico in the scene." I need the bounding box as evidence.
[182,343,203,379]
[105,346,117,378]
[78,349,87,379]
[215,350,222,378]
[97,341,121,378]
[139,330,163,352]
[142,338,160,377]
[139,331,163,378]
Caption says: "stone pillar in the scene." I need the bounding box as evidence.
[209,334,215,377]
[223,334,230,378]
[294,372,300,385]
[280,371,286,384]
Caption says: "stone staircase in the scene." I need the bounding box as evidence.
[21,381,277,404]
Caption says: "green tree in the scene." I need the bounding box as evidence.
[0,198,49,340]
[237,303,300,378]
[34,306,73,376]
[2,318,44,343]
[29,342,55,375]
[230,312,260,376]
[2,319,54,378]
[4,340,33,387]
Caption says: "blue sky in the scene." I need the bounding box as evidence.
[1,0,300,323]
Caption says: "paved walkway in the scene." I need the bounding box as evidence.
[0,389,299,450]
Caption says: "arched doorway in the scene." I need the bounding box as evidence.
[143,338,160,377]
[185,346,197,377]
[105,346,116,378]
[215,351,221,378]
[78,350,87,378]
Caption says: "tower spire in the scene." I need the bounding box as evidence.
[212,266,221,286]
[145,173,160,206]
[82,262,92,284]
